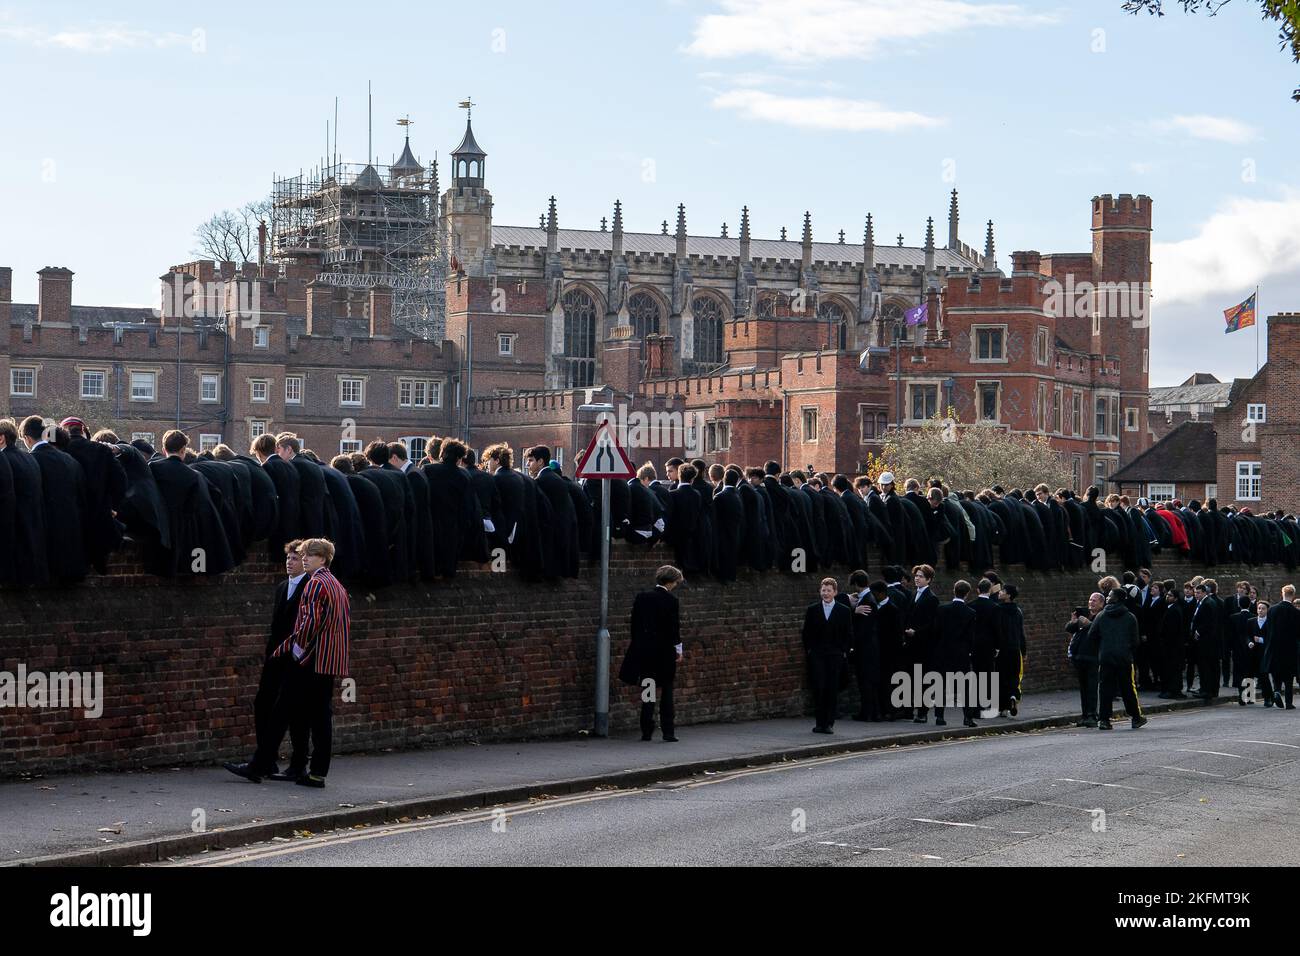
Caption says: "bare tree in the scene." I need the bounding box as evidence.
[1123,1,1300,101]
[192,198,272,263]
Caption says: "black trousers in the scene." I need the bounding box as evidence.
[256,665,335,777]
[1074,658,1099,720]
[1135,636,1156,689]
[1098,662,1142,722]
[639,678,675,739]
[807,652,844,729]
[251,655,307,775]
[853,643,880,720]
[1195,648,1221,698]
[1270,672,1295,707]
[997,651,1022,710]
[1161,635,1185,695]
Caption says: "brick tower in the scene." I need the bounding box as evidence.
[1091,193,1153,465]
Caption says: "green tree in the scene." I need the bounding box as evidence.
[1122,1,1300,101]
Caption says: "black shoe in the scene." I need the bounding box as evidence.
[1132,716,1148,730]
[295,774,326,788]
[663,735,679,742]
[1239,698,1248,706]
[813,725,831,734]
[1274,693,1284,707]
[268,768,307,782]
[1075,720,1088,727]
[1265,700,1274,708]
[641,734,653,741]
[913,716,927,724]
[1098,721,1114,730]
[1009,698,1019,717]
[935,718,947,726]
[1157,693,1174,700]
[1286,705,1296,711]
[224,761,263,784]
[963,719,977,728]
[1083,718,1098,728]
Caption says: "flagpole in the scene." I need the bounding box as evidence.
[1256,284,1261,372]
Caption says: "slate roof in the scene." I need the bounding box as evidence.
[1110,420,1217,483]
[9,304,157,325]
[491,225,981,269]
[1149,382,1232,407]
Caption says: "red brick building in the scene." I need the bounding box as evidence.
[1,113,1155,478]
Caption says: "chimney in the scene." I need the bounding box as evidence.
[158,272,190,328]
[37,266,74,325]
[369,283,393,337]
[257,219,268,267]
[602,323,640,395]
[645,334,676,379]
[306,280,334,336]
[1011,250,1042,275]
[0,266,11,328]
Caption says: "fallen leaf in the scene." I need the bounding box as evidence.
[97,826,123,834]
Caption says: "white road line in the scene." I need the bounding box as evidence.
[1055,778,1158,793]
[1175,749,1255,760]
[1157,766,1225,778]
[986,796,1096,812]
[1226,739,1300,750]
[910,817,1032,835]
[814,841,944,861]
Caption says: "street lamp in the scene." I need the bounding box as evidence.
[577,399,617,738]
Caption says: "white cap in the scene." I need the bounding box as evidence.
[879,471,895,485]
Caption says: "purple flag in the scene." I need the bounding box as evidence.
[904,302,927,327]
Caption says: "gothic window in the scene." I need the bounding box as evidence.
[819,300,849,350]
[685,294,725,376]
[561,288,597,388]
[628,291,661,346]
[882,302,915,344]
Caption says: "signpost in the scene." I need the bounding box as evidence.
[575,415,635,737]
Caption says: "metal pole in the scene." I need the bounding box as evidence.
[594,477,611,737]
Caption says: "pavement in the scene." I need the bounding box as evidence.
[0,687,1233,866]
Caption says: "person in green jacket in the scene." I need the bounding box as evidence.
[1094,589,1149,730]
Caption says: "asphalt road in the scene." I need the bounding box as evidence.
[171,705,1300,867]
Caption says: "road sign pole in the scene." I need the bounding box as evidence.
[594,477,611,737]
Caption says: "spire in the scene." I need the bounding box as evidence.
[390,133,423,180]
[897,233,904,246]
[864,214,875,270]
[802,211,813,245]
[721,222,728,239]
[838,230,845,244]
[924,216,935,272]
[612,200,624,257]
[540,213,546,228]
[739,206,751,261]
[600,217,608,232]
[430,155,439,196]
[983,219,997,271]
[662,221,669,235]
[948,188,959,249]
[675,203,687,258]
[546,196,558,256]
[781,227,788,241]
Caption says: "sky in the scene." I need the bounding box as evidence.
[1,0,1297,386]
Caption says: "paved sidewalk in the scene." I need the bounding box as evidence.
[0,687,1231,866]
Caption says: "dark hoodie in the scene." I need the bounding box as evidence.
[1094,599,1140,667]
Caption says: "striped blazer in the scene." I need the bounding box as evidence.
[272,567,351,677]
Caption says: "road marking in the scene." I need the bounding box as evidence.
[816,841,944,861]
[173,789,634,866]
[910,817,1032,835]
[1175,749,1254,760]
[1226,739,1300,750]
[985,796,1096,813]
[1055,778,1157,793]
[1157,766,1225,778]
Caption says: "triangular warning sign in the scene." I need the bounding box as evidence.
[575,420,635,480]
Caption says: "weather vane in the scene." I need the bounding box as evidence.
[397,115,413,131]
[458,98,475,121]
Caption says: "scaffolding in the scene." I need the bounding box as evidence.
[271,153,447,339]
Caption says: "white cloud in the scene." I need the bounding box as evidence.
[711,88,945,131]
[685,0,1057,63]
[1150,114,1257,145]
[0,16,191,53]
[1154,192,1300,307]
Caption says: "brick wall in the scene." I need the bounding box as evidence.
[0,541,1268,777]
